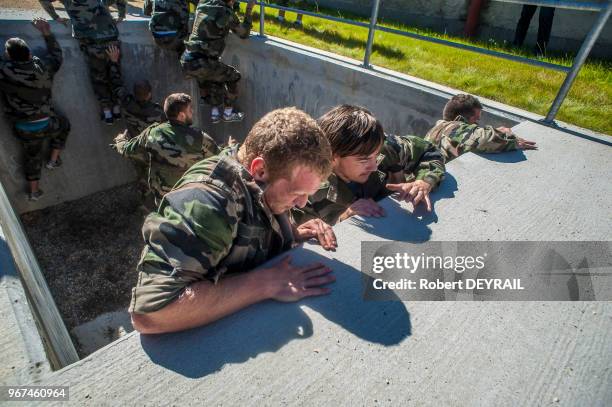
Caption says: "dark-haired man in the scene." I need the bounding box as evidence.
[0,18,70,201]
[292,105,446,226]
[129,107,336,333]
[180,0,254,123]
[425,94,537,163]
[112,93,220,204]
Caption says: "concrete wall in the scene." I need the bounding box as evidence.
[1,19,520,213]
[304,0,612,58]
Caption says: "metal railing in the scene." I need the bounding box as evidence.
[253,0,612,126]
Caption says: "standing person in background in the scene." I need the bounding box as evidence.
[39,0,126,124]
[276,0,303,27]
[112,93,220,205]
[143,0,196,56]
[513,5,556,56]
[0,18,71,201]
[180,0,254,124]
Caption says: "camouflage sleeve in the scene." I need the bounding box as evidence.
[39,0,61,20]
[115,0,127,18]
[143,0,153,16]
[229,9,252,39]
[129,183,241,313]
[42,33,63,75]
[380,135,445,187]
[108,61,131,107]
[114,125,151,162]
[201,132,221,158]
[455,125,518,154]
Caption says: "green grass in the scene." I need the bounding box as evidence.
[240,4,612,135]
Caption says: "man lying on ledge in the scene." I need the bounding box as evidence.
[130,107,337,334]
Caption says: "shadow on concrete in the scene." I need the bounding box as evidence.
[140,248,411,378]
[349,172,458,241]
[475,149,527,163]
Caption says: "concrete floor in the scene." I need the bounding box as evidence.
[31,121,612,406]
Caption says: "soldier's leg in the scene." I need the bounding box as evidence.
[536,7,555,53]
[45,113,71,168]
[79,42,114,117]
[513,5,537,46]
[21,138,45,195]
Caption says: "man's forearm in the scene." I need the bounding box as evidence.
[131,270,270,334]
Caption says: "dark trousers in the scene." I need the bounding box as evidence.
[513,5,556,51]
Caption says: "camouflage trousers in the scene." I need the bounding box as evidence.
[79,39,121,110]
[13,113,70,181]
[180,53,241,107]
[153,35,186,55]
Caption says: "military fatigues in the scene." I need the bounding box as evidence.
[129,154,295,313]
[144,0,195,54]
[113,120,220,203]
[292,134,445,226]
[40,0,125,110]
[180,0,252,107]
[424,115,519,163]
[0,33,70,182]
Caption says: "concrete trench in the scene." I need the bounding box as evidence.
[1,18,611,405]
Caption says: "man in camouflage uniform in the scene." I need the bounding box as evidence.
[0,18,70,201]
[39,0,126,124]
[292,105,446,226]
[425,94,537,163]
[129,107,336,333]
[112,93,220,205]
[180,0,254,123]
[143,0,196,55]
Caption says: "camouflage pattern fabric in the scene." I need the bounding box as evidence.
[113,120,221,204]
[292,134,445,226]
[424,115,519,163]
[144,0,194,53]
[0,34,62,122]
[0,33,70,181]
[129,155,295,314]
[108,61,165,138]
[17,114,71,181]
[39,0,123,41]
[180,54,240,106]
[78,39,121,109]
[184,0,252,58]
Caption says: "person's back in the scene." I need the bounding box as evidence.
[144,0,193,54]
[425,94,537,163]
[39,0,122,41]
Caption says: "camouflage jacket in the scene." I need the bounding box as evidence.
[144,0,193,37]
[39,0,123,41]
[0,34,62,122]
[108,62,165,137]
[424,115,518,163]
[114,120,220,201]
[184,0,252,57]
[292,134,445,226]
[129,155,295,313]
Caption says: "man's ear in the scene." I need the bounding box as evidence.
[249,157,268,182]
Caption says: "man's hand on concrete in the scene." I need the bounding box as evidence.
[262,256,334,302]
[517,137,538,150]
[340,198,386,221]
[31,18,52,36]
[386,180,433,212]
[295,219,337,251]
[106,45,121,63]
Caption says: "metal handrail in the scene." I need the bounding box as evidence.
[253,0,611,126]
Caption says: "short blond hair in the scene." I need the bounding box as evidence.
[239,107,332,182]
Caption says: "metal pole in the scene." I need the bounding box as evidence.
[544,0,612,123]
[259,1,265,36]
[363,0,381,68]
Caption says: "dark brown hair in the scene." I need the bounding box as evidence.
[317,105,385,157]
[239,107,332,182]
[443,94,483,121]
[5,38,30,62]
[133,80,152,102]
[163,93,191,119]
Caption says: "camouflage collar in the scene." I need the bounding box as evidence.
[453,115,469,123]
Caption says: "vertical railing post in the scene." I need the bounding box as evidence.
[259,1,266,36]
[544,0,611,124]
[363,0,381,68]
